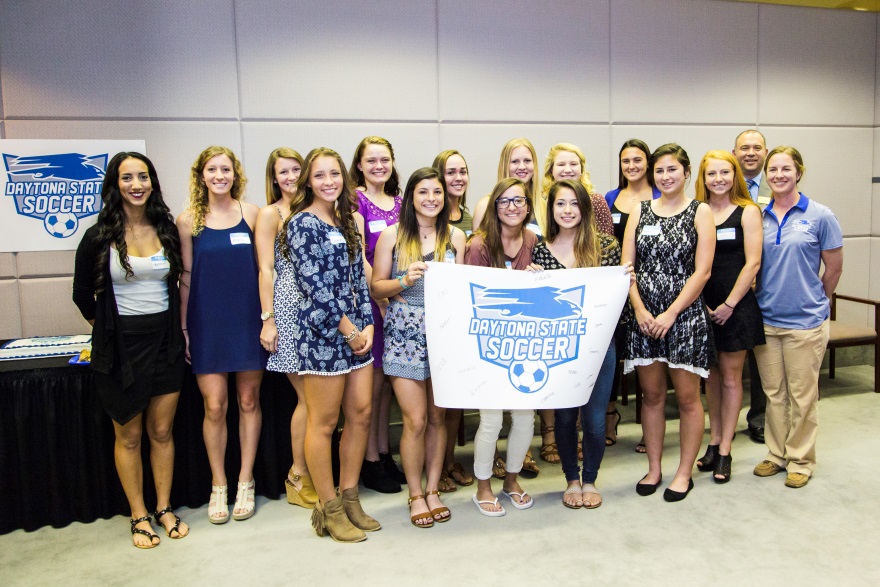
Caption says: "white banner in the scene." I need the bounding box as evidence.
[0,139,146,252]
[425,262,630,410]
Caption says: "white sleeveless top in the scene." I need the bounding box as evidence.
[110,247,170,316]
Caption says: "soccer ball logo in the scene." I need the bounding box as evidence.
[508,359,548,393]
[44,212,79,238]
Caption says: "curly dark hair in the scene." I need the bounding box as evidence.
[93,152,183,293]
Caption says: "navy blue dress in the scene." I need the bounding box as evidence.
[188,211,267,374]
[287,212,373,375]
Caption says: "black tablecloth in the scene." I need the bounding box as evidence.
[0,365,297,534]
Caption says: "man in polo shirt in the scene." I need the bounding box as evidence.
[733,129,770,443]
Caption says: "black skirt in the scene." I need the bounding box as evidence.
[93,311,185,424]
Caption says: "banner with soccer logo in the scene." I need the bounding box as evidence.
[0,139,146,252]
[425,262,630,409]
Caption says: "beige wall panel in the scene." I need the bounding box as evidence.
[0,280,22,340]
[438,0,609,122]
[236,0,437,121]
[758,5,875,126]
[837,237,871,327]
[17,251,76,278]
[19,277,90,337]
[0,0,239,118]
[610,0,758,124]
[0,253,15,278]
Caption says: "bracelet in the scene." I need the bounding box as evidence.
[723,302,735,309]
[398,275,410,290]
[342,328,360,343]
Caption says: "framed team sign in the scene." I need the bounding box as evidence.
[0,139,146,252]
[425,262,629,410]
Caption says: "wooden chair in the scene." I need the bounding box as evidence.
[828,293,880,394]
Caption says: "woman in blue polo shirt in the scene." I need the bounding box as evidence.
[752,146,843,489]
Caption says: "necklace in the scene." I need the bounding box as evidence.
[418,224,436,240]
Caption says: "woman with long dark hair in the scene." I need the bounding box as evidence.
[371,167,466,527]
[285,147,379,543]
[604,139,660,450]
[73,152,188,548]
[178,146,266,524]
[532,179,628,508]
[351,136,406,494]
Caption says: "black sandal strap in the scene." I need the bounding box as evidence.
[130,516,159,544]
[153,507,182,538]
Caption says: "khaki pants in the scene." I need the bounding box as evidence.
[754,320,829,476]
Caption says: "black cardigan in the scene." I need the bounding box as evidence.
[72,224,183,388]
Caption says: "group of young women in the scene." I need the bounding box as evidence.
[73,132,842,547]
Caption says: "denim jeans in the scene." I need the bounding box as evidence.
[555,341,616,483]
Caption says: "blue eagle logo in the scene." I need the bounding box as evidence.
[5,153,105,182]
[468,283,587,394]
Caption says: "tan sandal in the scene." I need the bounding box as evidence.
[426,490,451,522]
[233,480,255,521]
[408,495,434,528]
[492,456,506,479]
[438,469,457,493]
[540,424,560,463]
[581,483,602,509]
[208,484,228,524]
[562,484,583,509]
[447,462,474,486]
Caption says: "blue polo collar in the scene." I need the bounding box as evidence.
[765,192,808,214]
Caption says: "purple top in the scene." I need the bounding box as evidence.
[356,190,402,266]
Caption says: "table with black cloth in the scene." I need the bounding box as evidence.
[0,360,298,535]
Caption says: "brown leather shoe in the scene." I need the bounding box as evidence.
[784,472,810,488]
[753,460,785,477]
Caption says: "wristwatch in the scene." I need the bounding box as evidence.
[261,310,275,321]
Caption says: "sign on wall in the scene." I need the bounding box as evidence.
[425,262,629,410]
[0,139,146,252]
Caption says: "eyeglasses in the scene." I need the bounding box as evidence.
[496,197,527,208]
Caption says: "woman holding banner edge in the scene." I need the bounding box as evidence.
[371,166,467,527]
[531,179,631,508]
[465,177,542,516]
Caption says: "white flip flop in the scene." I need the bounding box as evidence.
[472,494,506,517]
[501,489,534,510]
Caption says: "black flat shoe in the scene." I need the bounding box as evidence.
[663,478,694,502]
[696,445,719,472]
[636,474,662,496]
[714,454,732,484]
[379,452,407,485]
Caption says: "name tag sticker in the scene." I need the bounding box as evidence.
[757,196,772,206]
[792,219,811,232]
[642,225,661,237]
[150,255,171,270]
[368,219,388,233]
[612,213,622,224]
[328,231,346,245]
[230,232,251,245]
[716,227,736,241]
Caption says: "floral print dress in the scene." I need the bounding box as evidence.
[287,212,373,375]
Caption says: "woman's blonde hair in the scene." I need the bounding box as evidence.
[186,146,247,236]
[496,138,541,204]
[764,145,806,181]
[694,150,756,209]
[538,143,594,233]
[265,147,303,205]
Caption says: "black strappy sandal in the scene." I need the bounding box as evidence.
[130,515,160,549]
[153,507,187,539]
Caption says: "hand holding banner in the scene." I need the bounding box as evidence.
[425,262,629,409]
